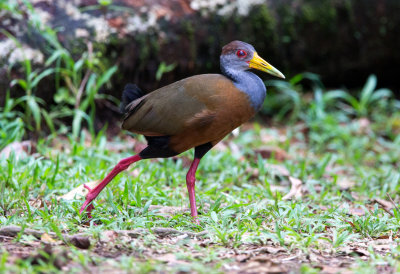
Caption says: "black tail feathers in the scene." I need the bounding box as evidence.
[120,83,144,113]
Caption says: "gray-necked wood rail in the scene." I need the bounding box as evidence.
[79,40,285,223]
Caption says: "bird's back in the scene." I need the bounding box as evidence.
[122,74,256,153]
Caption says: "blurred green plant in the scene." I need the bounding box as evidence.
[335,74,393,117]
[2,0,118,139]
[0,92,25,150]
[3,30,56,133]
[98,0,113,7]
[45,41,117,138]
[263,72,399,153]
[264,73,397,123]
[0,0,22,17]
[81,0,130,13]
[155,62,177,81]
[263,72,323,122]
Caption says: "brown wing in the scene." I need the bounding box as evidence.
[122,74,228,136]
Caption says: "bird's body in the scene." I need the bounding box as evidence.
[79,41,285,223]
[122,74,256,155]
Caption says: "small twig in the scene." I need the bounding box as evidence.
[375,198,394,217]
[0,226,43,238]
[152,227,208,238]
[387,193,400,213]
[64,77,77,95]
[241,246,285,255]
[282,176,303,200]
[281,255,299,261]
[75,70,91,109]
[380,206,394,217]
[75,42,93,109]
[0,234,15,240]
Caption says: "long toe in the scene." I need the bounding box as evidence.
[83,184,93,192]
[86,204,95,219]
[79,198,94,215]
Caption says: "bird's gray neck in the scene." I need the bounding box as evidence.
[221,65,266,110]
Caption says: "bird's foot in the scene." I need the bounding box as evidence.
[193,217,200,225]
[79,184,96,217]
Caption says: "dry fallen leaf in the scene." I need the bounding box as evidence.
[348,207,366,216]
[40,233,59,244]
[240,259,286,273]
[154,253,189,266]
[245,167,260,180]
[371,242,394,252]
[282,177,303,200]
[351,247,370,257]
[254,146,290,161]
[265,163,290,177]
[0,140,34,160]
[337,178,356,190]
[374,198,395,217]
[269,185,287,192]
[375,198,394,211]
[322,265,351,274]
[339,245,370,257]
[100,230,119,243]
[28,198,44,209]
[236,254,251,263]
[148,205,188,216]
[246,246,286,255]
[59,180,101,200]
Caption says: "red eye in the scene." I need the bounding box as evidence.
[236,50,247,58]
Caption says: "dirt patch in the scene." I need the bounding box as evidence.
[0,226,396,273]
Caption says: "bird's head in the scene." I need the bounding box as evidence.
[220,40,285,79]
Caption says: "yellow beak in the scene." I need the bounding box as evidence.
[248,52,285,79]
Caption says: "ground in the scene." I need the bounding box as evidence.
[1,116,400,273]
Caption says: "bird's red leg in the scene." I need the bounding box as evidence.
[186,157,201,224]
[79,154,142,216]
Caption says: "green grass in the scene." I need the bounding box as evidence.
[1,101,400,272]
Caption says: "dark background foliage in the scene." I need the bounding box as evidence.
[1,0,399,102]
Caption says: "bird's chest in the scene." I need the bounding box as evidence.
[216,90,256,130]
